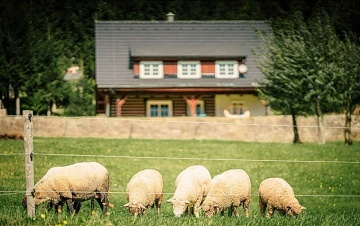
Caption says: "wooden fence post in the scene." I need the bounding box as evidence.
[23,110,35,218]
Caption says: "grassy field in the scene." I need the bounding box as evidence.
[0,137,359,225]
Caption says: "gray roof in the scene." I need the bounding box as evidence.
[130,44,249,57]
[95,20,270,89]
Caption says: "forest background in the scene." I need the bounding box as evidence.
[0,0,359,116]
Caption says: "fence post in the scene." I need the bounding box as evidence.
[23,110,35,218]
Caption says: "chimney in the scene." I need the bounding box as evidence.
[166,12,175,22]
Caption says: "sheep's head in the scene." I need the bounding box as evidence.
[123,202,146,217]
[32,188,51,206]
[202,202,220,218]
[286,200,306,217]
[166,198,190,217]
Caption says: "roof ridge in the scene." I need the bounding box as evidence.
[95,20,268,24]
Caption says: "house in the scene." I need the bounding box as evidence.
[95,13,270,117]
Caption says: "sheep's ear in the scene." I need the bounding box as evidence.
[185,200,190,204]
[123,203,130,208]
[166,198,173,203]
[301,206,306,210]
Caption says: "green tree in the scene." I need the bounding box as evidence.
[63,77,96,116]
[0,1,30,115]
[336,34,360,145]
[303,10,344,144]
[258,9,360,145]
[256,12,311,143]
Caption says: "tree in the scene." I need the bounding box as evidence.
[257,9,357,144]
[0,1,31,115]
[256,12,311,143]
[335,34,360,145]
[303,10,344,144]
[63,77,96,116]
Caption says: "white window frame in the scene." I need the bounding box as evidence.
[215,60,239,78]
[186,100,205,116]
[146,100,173,117]
[139,61,163,79]
[177,61,201,78]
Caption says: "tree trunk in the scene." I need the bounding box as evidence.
[16,90,21,115]
[344,110,353,145]
[291,112,302,144]
[316,100,326,144]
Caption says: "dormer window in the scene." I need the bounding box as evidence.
[215,60,239,78]
[177,61,201,78]
[140,61,163,79]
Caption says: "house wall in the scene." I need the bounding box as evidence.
[109,94,216,117]
[201,61,215,73]
[215,94,266,116]
[1,114,358,143]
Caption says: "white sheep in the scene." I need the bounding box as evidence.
[24,162,112,214]
[167,165,212,217]
[123,169,163,217]
[201,169,251,218]
[259,178,305,218]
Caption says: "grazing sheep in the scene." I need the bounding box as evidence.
[201,169,251,218]
[22,162,112,214]
[259,178,305,218]
[167,165,212,217]
[123,169,163,217]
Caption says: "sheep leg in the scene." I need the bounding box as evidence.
[73,201,81,214]
[96,195,109,214]
[65,199,76,215]
[95,197,104,213]
[243,199,250,217]
[91,199,95,212]
[266,205,274,218]
[220,210,225,217]
[259,199,266,216]
[193,201,202,218]
[155,198,162,215]
[231,205,239,217]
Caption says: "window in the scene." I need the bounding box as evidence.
[146,100,172,117]
[215,60,239,78]
[186,100,205,116]
[231,101,247,115]
[140,61,163,79]
[177,61,201,78]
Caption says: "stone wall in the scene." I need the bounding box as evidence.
[0,115,359,143]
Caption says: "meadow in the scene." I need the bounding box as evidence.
[0,137,359,225]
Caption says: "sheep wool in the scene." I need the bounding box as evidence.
[201,169,251,218]
[29,162,111,214]
[124,169,163,217]
[167,165,212,218]
[259,178,305,218]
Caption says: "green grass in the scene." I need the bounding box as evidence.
[0,138,359,225]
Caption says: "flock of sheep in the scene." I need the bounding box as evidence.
[22,162,305,218]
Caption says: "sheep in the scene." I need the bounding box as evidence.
[201,169,251,218]
[167,165,212,217]
[22,162,112,214]
[123,169,163,217]
[258,178,305,218]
